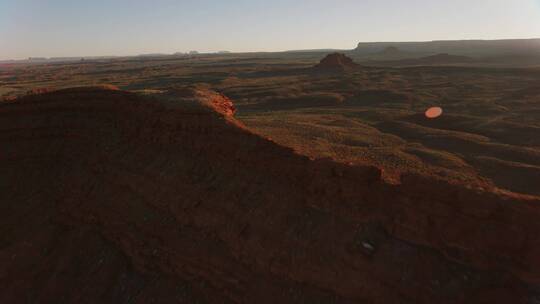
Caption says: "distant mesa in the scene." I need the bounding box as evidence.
[369,46,414,60]
[420,53,472,63]
[315,53,359,71]
[28,57,47,61]
[353,39,540,57]
[398,53,473,66]
[370,52,474,66]
[380,46,400,55]
[137,53,168,58]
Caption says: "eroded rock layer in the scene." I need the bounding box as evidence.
[1,87,540,303]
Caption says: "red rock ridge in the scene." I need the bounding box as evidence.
[1,87,539,303]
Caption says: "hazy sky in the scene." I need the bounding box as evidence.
[1,0,540,59]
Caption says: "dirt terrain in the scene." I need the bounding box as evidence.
[2,52,540,197]
[2,87,540,303]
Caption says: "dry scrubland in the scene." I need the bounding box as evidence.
[2,87,540,303]
[2,53,540,197]
[3,51,540,303]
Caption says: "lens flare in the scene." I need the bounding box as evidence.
[425,107,443,119]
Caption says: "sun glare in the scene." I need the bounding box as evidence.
[425,107,443,119]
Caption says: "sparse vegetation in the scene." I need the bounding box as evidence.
[2,53,539,196]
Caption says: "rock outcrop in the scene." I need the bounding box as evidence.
[315,53,359,71]
[1,87,540,303]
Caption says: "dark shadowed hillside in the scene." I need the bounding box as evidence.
[2,87,540,303]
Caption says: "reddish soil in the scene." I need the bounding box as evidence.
[1,87,540,303]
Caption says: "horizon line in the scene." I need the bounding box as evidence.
[2,37,540,62]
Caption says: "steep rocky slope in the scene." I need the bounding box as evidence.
[1,87,540,303]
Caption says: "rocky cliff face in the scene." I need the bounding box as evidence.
[1,87,539,303]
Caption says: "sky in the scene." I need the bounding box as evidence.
[1,0,540,60]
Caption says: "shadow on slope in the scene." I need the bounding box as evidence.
[1,87,540,303]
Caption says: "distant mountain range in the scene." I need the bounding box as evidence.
[351,38,540,57]
[0,56,120,64]
[3,39,540,64]
[364,53,475,67]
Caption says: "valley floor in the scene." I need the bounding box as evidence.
[2,53,539,197]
